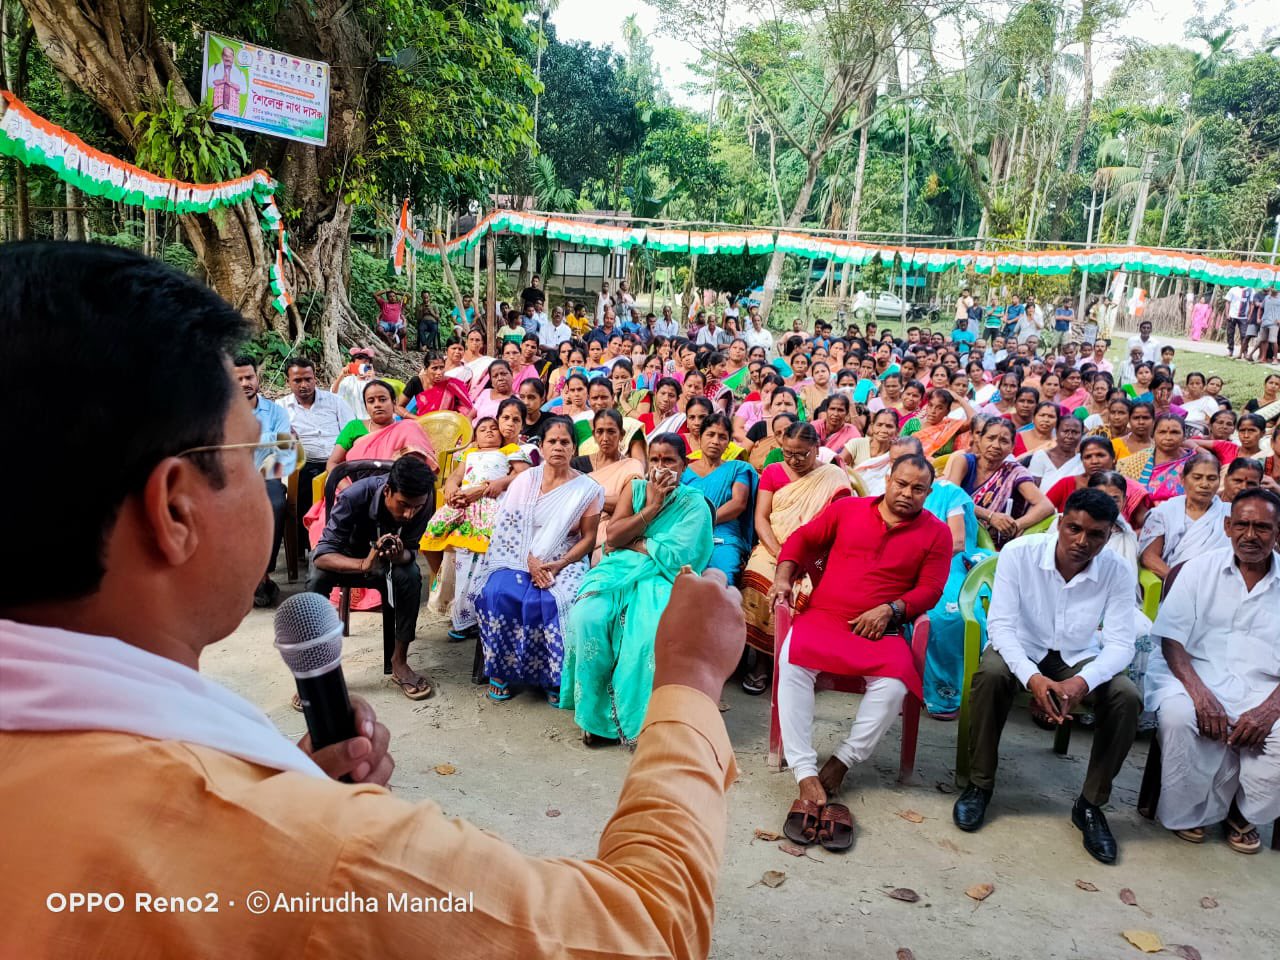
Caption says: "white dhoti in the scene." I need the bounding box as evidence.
[1156,691,1280,830]
[776,630,907,783]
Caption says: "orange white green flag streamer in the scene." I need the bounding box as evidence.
[391,198,410,275]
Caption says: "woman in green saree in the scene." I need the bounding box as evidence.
[560,433,714,746]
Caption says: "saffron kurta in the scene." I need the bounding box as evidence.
[777,496,952,697]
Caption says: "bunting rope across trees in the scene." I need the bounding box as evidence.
[403,207,1280,289]
[0,91,296,314]
[5,90,1277,295]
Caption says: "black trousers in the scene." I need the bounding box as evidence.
[1224,316,1248,353]
[417,322,441,351]
[265,479,286,574]
[306,560,422,650]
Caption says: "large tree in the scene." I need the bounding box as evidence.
[651,0,946,318]
[19,0,536,371]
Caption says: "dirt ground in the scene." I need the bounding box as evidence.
[204,582,1277,960]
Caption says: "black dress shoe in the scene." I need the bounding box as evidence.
[953,784,993,832]
[1072,796,1118,864]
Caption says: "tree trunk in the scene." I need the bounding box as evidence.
[66,182,84,241]
[12,21,34,240]
[758,156,821,320]
[24,0,377,374]
[14,164,31,240]
[837,93,873,305]
[1066,0,1093,176]
[1112,149,1156,320]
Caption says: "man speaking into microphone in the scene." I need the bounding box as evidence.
[0,244,743,958]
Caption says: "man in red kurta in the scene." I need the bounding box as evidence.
[769,454,952,849]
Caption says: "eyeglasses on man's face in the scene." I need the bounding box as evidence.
[176,432,306,480]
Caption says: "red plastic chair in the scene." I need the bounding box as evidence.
[767,559,930,784]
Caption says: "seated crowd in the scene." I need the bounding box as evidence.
[249,291,1280,862]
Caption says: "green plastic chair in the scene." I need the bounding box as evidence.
[1138,568,1162,623]
[975,525,996,552]
[974,513,1055,554]
[1024,514,1055,535]
[955,554,1072,786]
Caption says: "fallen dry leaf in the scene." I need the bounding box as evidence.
[760,870,786,889]
[433,763,457,776]
[753,828,783,842]
[1122,930,1163,953]
[1199,896,1218,909]
[886,888,920,903]
[1075,880,1099,892]
[965,882,995,902]
[778,841,807,858]
[897,809,925,823]
[896,950,916,960]
[1167,946,1202,960]
[545,808,561,818]
[1119,888,1139,906]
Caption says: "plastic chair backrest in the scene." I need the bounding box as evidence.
[975,524,996,552]
[1024,514,1055,535]
[847,469,867,497]
[418,410,473,459]
[958,553,999,624]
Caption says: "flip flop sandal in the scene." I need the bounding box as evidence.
[1226,820,1261,854]
[1173,827,1206,844]
[290,692,304,712]
[817,803,855,852]
[447,626,475,642]
[488,679,512,702]
[545,686,561,707]
[389,674,433,701]
[783,799,822,846]
[741,671,769,696]
[582,732,621,748]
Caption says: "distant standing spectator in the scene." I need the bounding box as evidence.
[415,291,440,350]
[519,274,543,311]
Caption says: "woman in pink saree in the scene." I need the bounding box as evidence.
[1189,295,1212,341]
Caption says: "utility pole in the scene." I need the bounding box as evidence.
[899,50,911,326]
[1078,190,1101,310]
[1271,211,1280,265]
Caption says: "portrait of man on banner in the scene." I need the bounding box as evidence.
[208,41,247,117]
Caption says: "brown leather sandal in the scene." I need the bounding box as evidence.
[817,803,855,852]
[783,799,822,845]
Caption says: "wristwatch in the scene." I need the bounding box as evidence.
[888,599,906,625]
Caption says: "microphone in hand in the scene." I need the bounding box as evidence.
[274,593,358,778]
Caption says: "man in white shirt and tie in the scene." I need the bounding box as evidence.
[1145,488,1280,854]
[953,489,1140,864]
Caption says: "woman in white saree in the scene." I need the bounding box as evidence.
[471,417,604,703]
[1138,451,1229,582]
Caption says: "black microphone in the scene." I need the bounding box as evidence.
[274,593,358,777]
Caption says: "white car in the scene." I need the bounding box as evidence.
[850,290,908,318]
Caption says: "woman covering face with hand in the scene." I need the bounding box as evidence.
[560,434,715,746]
